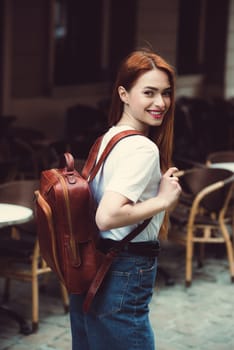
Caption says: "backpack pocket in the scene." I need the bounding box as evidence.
[34,190,65,284]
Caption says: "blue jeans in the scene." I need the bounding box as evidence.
[69,251,157,350]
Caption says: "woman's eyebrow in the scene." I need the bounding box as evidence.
[144,86,172,91]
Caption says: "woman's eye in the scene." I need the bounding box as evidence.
[144,90,154,96]
[162,90,171,97]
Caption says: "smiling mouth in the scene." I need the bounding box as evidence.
[148,110,164,119]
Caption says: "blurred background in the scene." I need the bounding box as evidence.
[0,1,234,347]
[0,0,233,177]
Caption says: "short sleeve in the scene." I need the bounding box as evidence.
[104,135,160,202]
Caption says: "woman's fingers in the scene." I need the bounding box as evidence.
[163,167,179,177]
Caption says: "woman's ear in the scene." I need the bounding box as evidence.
[118,86,129,104]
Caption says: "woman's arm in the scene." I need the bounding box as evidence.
[96,167,181,231]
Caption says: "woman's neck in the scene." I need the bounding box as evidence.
[116,111,149,135]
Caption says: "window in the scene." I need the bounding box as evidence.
[53,0,137,86]
[176,0,229,80]
[176,0,205,75]
[54,0,103,85]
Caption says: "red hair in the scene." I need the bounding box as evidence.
[108,49,176,239]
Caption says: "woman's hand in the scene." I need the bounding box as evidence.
[157,167,182,210]
[95,167,182,231]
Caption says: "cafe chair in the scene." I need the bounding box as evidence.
[1,125,44,180]
[206,151,234,231]
[0,160,18,183]
[169,167,234,287]
[206,150,234,172]
[51,104,107,160]
[0,180,69,333]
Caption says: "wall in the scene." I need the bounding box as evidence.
[3,0,111,140]
[3,0,234,141]
[7,0,182,139]
[136,0,178,67]
[136,0,205,98]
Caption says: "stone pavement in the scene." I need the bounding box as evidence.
[0,241,234,350]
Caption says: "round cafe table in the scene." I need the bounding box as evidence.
[0,203,33,228]
[208,162,234,172]
[0,203,33,334]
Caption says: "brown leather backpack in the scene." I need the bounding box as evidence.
[34,130,150,312]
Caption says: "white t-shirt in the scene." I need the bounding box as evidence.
[90,125,165,242]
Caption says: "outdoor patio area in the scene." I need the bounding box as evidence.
[0,241,233,350]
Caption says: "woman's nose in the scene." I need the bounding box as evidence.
[154,94,165,108]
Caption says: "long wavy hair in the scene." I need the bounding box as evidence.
[108,49,176,239]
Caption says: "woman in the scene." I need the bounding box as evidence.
[70,48,181,350]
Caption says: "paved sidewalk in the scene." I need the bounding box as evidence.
[0,241,234,350]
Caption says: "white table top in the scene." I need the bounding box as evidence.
[209,162,234,172]
[0,203,33,228]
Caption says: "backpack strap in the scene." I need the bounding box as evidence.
[81,135,104,179]
[82,217,151,312]
[59,152,75,171]
[82,129,143,180]
[81,130,155,312]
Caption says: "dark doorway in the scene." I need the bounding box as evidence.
[0,0,4,113]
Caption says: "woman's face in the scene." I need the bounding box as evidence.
[119,68,172,133]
